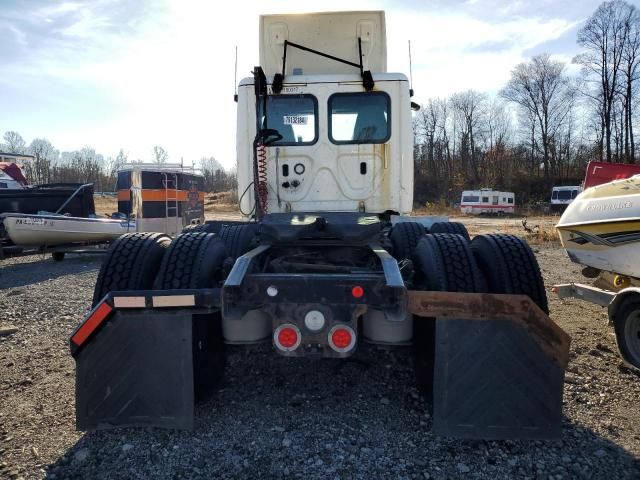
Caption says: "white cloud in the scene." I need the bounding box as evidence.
[386,11,577,100]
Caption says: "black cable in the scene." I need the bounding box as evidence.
[238,181,256,217]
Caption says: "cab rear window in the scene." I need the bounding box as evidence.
[329,92,391,144]
[261,95,318,145]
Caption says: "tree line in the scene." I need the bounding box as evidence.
[0,131,235,193]
[413,0,640,205]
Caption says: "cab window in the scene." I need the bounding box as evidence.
[329,92,391,144]
[261,95,318,146]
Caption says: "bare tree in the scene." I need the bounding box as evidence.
[28,138,58,184]
[2,131,26,154]
[153,145,168,164]
[621,3,640,162]
[451,90,486,183]
[501,54,574,180]
[200,156,235,192]
[576,0,630,161]
[104,149,128,190]
[482,99,512,184]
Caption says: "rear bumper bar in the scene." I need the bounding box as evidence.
[71,288,569,440]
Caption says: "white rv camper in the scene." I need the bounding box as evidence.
[460,188,515,215]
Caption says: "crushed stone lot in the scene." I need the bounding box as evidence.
[1,245,640,479]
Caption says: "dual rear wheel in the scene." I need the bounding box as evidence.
[92,225,257,399]
[410,232,548,394]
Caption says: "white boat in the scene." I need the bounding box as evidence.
[556,175,640,278]
[2,213,135,246]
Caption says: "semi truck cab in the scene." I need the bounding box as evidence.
[236,12,413,216]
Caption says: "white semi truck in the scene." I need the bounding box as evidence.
[70,11,569,440]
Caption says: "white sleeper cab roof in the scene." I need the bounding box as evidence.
[260,11,386,76]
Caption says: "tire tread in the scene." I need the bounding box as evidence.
[471,234,548,314]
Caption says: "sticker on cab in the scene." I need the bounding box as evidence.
[283,115,308,125]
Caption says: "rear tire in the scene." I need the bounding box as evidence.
[470,233,548,314]
[429,221,470,241]
[411,234,486,395]
[613,297,640,368]
[219,224,257,259]
[155,232,227,289]
[390,222,425,260]
[92,232,171,306]
[154,231,227,399]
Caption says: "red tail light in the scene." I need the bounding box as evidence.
[328,325,356,353]
[274,324,301,351]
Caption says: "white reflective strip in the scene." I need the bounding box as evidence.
[113,296,146,308]
[152,295,196,307]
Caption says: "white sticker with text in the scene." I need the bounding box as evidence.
[283,115,308,125]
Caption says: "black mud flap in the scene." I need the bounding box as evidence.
[408,291,570,440]
[432,317,565,440]
[74,310,195,430]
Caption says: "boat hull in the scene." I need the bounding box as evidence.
[2,214,135,246]
[557,176,640,278]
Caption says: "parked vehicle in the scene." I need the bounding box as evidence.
[550,185,582,213]
[459,188,515,215]
[116,164,205,236]
[71,11,568,440]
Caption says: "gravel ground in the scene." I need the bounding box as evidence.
[1,244,640,479]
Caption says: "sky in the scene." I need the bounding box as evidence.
[0,0,606,169]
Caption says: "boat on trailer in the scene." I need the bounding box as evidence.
[556,175,640,279]
[2,213,135,246]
